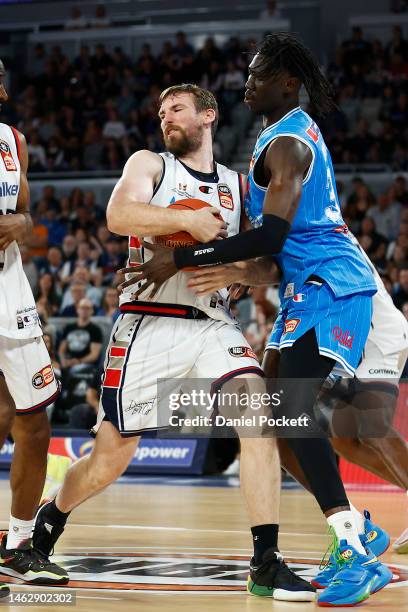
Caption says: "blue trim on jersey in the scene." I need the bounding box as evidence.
[244,108,377,300]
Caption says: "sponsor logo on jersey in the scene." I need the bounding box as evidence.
[0,182,18,197]
[0,140,17,172]
[218,184,234,210]
[194,247,214,256]
[199,185,213,194]
[306,121,319,143]
[332,326,354,349]
[333,223,349,234]
[284,282,294,298]
[228,346,258,360]
[368,368,398,376]
[293,293,306,303]
[32,365,55,390]
[284,318,301,334]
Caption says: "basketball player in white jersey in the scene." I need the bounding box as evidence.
[33,84,315,601]
[0,60,68,588]
[186,232,408,554]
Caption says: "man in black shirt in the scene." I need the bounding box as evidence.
[59,298,102,367]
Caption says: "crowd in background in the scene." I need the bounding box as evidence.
[2,32,251,173]
[1,22,407,424]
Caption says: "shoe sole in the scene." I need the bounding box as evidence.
[0,566,69,585]
[0,585,10,599]
[247,578,316,601]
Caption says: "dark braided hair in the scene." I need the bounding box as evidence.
[255,32,336,116]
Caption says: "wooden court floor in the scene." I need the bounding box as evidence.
[0,479,407,611]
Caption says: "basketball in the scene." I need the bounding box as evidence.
[154,199,221,248]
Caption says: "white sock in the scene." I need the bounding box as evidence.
[327,511,367,555]
[349,502,365,535]
[6,515,34,549]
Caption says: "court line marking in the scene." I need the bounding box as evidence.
[61,547,322,557]
[66,523,328,538]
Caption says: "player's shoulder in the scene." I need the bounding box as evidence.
[124,149,164,176]
[215,160,240,181]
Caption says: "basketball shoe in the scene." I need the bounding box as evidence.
[32,501,66,557]
[0,533,68,584]
[312,510,389,589]
[247,549,316,601]
[41,454,73,505]
[317,539,392,607]
[393,528,408,554]
[0,583,9,599]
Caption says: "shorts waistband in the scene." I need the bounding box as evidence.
[120,300,209,320]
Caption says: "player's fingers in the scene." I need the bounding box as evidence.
[217,229,228,238]
[141,240,157,251]
[117,265,144,275]
[132,280,153,299]
[118,275,144,291]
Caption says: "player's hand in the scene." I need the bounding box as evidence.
[118,241,177,299]
[0,213,26,250]
[185,207,227,243]
[187,262,249,296]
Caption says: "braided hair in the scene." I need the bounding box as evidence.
[255,32,336,116]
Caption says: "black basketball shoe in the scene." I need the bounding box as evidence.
[247,549,316,601]
[0,533,68,585]
[0,582,10,599]
[32,501,66,557]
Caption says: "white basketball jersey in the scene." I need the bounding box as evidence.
[122,152,244,325]
[350,231,408,354]
[0,123,41,339]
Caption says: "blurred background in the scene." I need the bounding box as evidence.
[0,0,407,482]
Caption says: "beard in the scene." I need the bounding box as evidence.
[163,125,202,157]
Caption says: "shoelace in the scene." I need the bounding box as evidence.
[318,527,340,571]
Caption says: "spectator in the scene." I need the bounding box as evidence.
[366,189,402,240]
[97,287,120,321]
[65,6,88,30]
[27,131,47,171]
[61,266,102,311]
[102,109,127,140]
[68,368,101,429]
[392,266,408,309]
[90,4,111,29]
[59,280,87,317]
[34,272,61,317]
[19,244,38,292]
[39,246,64,279]
[259,0,282,19]
[59,298,103,368]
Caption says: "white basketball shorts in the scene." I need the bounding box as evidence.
[0,334,60,414]
[95,314,263,436]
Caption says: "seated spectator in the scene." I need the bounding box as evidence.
[28,218,49,260]
[69,368,101,430]
[90,4,111,28]
[102,109,126,140]
[259,0,282,19]
[20,244,38,292]
[99,236,127,278]
[27,130,47,171]
[38,207,67,247]
[393,266,408,310]
[357,217,388,265]
[59,298,103,368]
[366,189,402,241]
[60,267,102,313]
[59,280,86,317]
[65,6,88,30]
[97,286,120,321]
[44,332,62,380]
[34,272,61,317]
[39,246,64,280]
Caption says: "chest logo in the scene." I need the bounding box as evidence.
[218,184,234,210]
[199,185,213,194]
[0,140,17,172]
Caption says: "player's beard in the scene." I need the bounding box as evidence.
[164,125,203,157]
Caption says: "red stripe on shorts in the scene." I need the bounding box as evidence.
[110,346,126,357]
[104,369,121,388]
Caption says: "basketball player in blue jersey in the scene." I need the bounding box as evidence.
[132,34,393,606]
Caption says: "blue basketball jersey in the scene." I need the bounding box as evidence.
[244,106,377,299]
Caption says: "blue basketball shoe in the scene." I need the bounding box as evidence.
[317,540,392,607]
[312,511,390,589]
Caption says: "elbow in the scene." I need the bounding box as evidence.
[106,205,124,235]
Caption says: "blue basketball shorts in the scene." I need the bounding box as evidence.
[266,281,374,376]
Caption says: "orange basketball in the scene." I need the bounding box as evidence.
[154,199,221,248]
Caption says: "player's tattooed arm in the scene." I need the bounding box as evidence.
[107,150,225,242]
[0,131,32,250]
[187,257,280,296]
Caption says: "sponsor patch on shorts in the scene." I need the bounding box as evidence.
[32,365,55,389]
[228,346,257,360]
[284,318,301,334]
